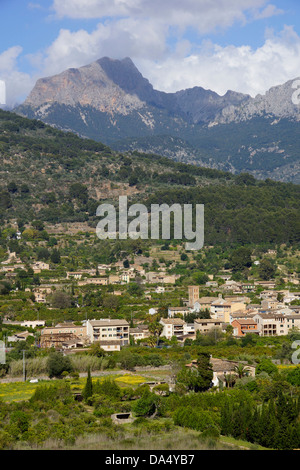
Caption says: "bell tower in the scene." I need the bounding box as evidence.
[188,285,199,307]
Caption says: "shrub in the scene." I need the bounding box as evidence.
[31,381,74,406]
[173,406,217,432]
[9,411,30,437]
[47,351,73,378]
[93,378,121,400]
[256,358,278,376]
[201,426,220,439]
[131,390,160,417]
[286,366,300,386]
[0,430,13,449]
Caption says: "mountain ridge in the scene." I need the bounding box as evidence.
[15,57,300,183]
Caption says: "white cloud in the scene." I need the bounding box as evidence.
[135,26,300,97]
[51,0,271,34]
[0,47,34,107]
[2,0,299,106]
[252,3,283,19]
[23,21,300,101]
[31,18,169,78]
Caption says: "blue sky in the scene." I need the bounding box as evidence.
[1,0,300,106]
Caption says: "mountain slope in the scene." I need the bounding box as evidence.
[0,109,299,246]
[15,57,300,183]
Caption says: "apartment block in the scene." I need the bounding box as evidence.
[86,319,129,346]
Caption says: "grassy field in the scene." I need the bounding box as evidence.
[0,380,43,402]
[14,426,260,451]
[0,374,150,402]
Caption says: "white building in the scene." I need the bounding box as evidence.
[159,318,187,341]
[253,313,300,336]
[86,319,129,346]
[21,320,45,328]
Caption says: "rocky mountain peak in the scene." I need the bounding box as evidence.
[215,77,300,124]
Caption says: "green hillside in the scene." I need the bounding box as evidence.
[0,109,299,247]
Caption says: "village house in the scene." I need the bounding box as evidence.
[129,325,150,342]
[253,313,300,336]
[224,295,251,305]
[210,295,247,323]
[97,269,108,276]
[230,310,257,323]
[231,318,259,337]
[7,331,34,343]
[210,298,232,322]
[220,280,242,293]
[97,264,111,271]
[182,323,196,342]
[217,274,232,281]
[255,280,276,289]
[130,263,145,274]
[40,322,88,349]
[0,264,26,273]
[21,320,45,328]
[1,252,21,264]
[261,299,279,310]
[120,272,130,284]
[78,277,108,286]
[155,286,165,294]
[186,357,256,389]
[33,291,47,303]
[187,286,220,313]
[159,318,187,341]
[98,340,122,352]
[146,272,178,284]
[32,286,53,303]
[210,357,256,388]
[31,261,50,273]
[66,272,83,280]
[86,319,129,346]
[241,282,256,293]
[168,306,191,318]
[108,274,120,284]
[195,297,219,312]
[205,281,218,288]
[61,338,85,350]
[194,318,224,334]
[282,291,300,304]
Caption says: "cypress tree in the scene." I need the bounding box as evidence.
[248,407,261,445]
[220,398,232,436]
[83,366,93,401]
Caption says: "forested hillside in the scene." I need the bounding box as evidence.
[0,109,299,246]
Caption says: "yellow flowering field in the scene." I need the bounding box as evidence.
[0,374,149,402]
[0,381,41,402]
[277,364,298,370]
[114,374,148,386]
[72,374,147,390]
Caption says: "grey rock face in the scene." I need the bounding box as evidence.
[23,59,145,115]
[21,57,251,123]
[21,57,300,125]
[215,78,300,124]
